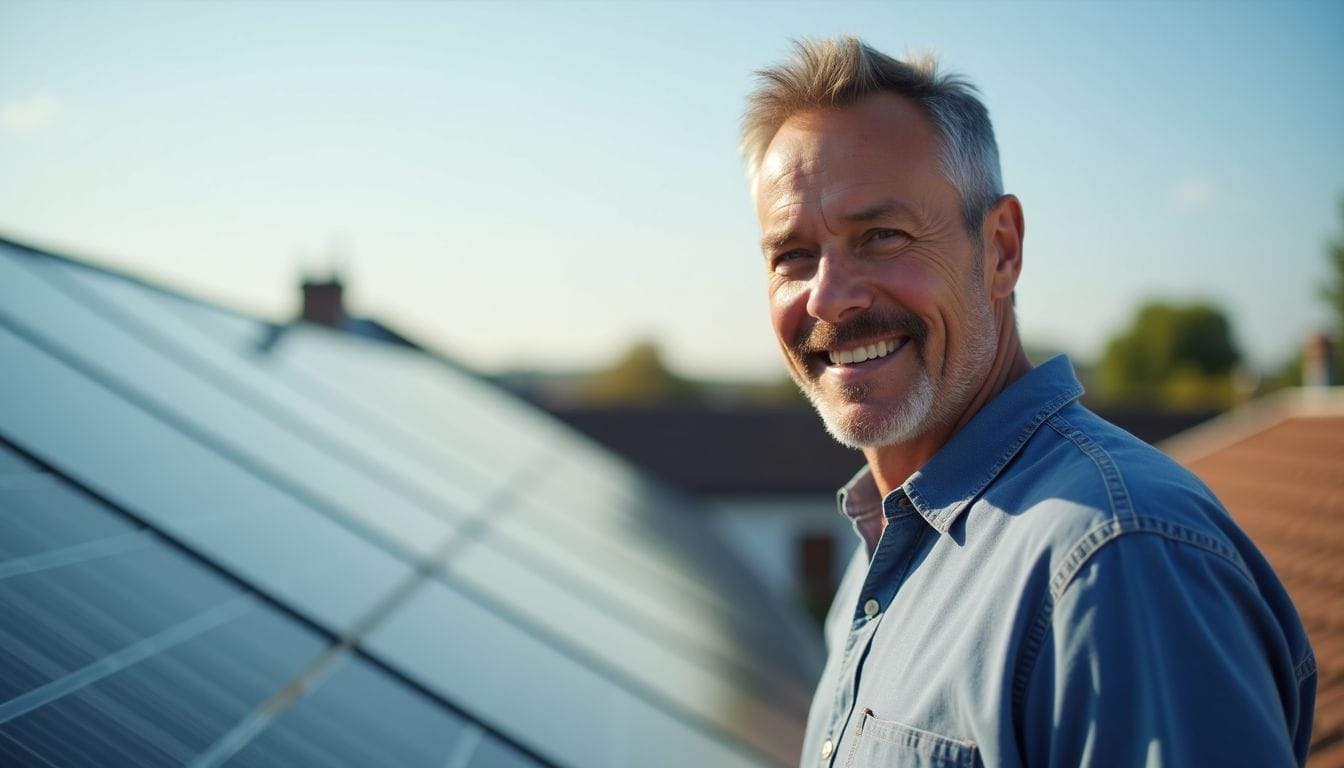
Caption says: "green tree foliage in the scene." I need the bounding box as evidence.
[1318,196,1344,384]
[577,339,699,405]
[1095,302,1242,409]
[1321,196,1344,336]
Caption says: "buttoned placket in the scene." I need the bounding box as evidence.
[818,490,932,766]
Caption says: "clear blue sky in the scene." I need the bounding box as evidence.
[2,0,1341,380]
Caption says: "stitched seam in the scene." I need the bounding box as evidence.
[1050,518,1253,601]
[1010,587,1055,729]
[914,388,1079,531]
[1045,414,1136,526]
[1048,518,1123,600]
[1296,649,1318,684]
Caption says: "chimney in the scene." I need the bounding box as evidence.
[1303,331,1335,388]
[300,276,346,329]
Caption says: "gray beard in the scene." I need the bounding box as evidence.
[803,369,936,449]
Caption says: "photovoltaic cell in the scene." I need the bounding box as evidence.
[223,654,476,767]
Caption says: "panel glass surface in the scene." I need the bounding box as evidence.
[0,253,459,562]
[0,447,523,768]
[515,449,765,601]
[0,441,37,476]
[0,541,239,703]
[43,255,489,517]
[0,326,410,633]
[503,460,818,680]
[365,580,778,768]
[1,604,328,767]
[0,471,141,563]
[0,242,818,768]
[479,508,814,711]
[225,653,475,767]
[269,325,564,479]
[439,542,804,762]
[463,735,547,768]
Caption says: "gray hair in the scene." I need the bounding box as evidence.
[742,36,1003,235]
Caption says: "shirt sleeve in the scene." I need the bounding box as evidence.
[1017,530,1311,767]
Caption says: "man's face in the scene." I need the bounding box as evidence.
[755,93,999,449]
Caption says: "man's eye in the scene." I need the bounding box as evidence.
[867,229,910,244]
[772,250,812,273]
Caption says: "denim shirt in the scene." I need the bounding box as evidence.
[800,356,1316,768]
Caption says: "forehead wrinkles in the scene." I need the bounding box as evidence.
[761,164,900,237]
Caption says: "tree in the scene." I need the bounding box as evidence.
[1321,197,1344,335]
[1318,196,1344,383]
[577,339,699,406]
[1094,301,1242,409]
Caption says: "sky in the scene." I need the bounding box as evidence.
[2,0,1342,381]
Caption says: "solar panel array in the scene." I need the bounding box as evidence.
[0,237,821,767]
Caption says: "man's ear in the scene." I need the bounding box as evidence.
[982,194,1024,301]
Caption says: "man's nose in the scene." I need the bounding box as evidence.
[805,254,872,323]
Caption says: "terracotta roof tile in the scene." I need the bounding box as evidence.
[1169,401,1344,766]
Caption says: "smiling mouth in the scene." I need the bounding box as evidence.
[826,337,907,366]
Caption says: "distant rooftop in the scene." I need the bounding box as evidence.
[550,401,1217,498]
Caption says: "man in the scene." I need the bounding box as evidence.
[741,37,1315,766]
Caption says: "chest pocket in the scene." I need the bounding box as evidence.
[843,710,979,768]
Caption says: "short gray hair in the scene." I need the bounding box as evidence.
[741,36,1003,235]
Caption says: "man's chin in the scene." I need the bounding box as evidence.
[812,402,900,450]
[805,381,937,450]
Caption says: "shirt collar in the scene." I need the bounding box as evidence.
[836,355,1084,539]
[837,464,885,555]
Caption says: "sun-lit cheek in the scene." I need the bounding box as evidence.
[768,275,808,304]
[767,280,810,346]
[768,278,808,317]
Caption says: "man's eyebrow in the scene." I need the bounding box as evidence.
[759,229,795,254]
[841,199,921,224]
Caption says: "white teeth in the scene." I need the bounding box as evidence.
[828,339,902,366]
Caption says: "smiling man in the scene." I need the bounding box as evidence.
[742,38,1315,767]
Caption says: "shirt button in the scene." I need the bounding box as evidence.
[821,738,834,760]
[863,598,881,618]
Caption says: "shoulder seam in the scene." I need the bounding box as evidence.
[1044,413,1135,526]
[1049,515,1253,601]
[1012,517,1255,726]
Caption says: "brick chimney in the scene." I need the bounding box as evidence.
[1303,331,1335,388]
[300,276,346,329]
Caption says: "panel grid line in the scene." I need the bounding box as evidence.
[0,530,155,582]
[0,595,257,725]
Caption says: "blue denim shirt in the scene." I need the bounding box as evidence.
[801,356,1316,767]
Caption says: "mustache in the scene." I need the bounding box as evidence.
[792,309,928,358]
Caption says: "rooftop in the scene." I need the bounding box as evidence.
[1164,389,1344,766]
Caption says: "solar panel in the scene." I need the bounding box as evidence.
[0,237,819,766]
